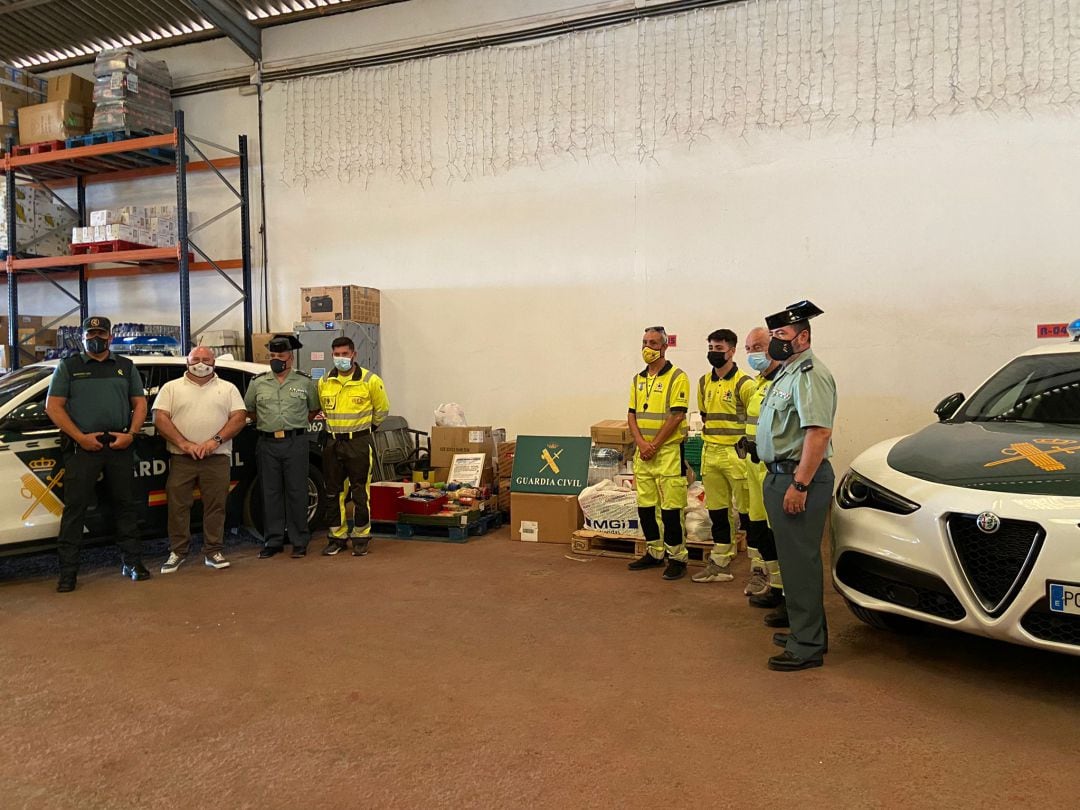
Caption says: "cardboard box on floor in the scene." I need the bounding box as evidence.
[17,101,88,145]
[509,493,583,543]
[250,332,276,364]
[300,285,380,323]
[429,425,496,468]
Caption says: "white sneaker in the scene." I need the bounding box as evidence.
[744,568,770,596]
[691,560,735,583]
[204,552,231,570]
[161,552,185,574]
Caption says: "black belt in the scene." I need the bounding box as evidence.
[258,428,307,439]
[765,460,800,474]
[329,429,371,440]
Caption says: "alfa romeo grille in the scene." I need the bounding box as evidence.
[946,514,1044,617]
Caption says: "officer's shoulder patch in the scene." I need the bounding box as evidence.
[294,370,312,378]
[253,370,271,379]
[799,358,815,373]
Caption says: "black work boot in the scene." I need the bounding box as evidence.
[627,552,664,570]
[56,573,77,593]
[662,559,687,580]
[764,599,789,627]
[121,562,152,581]
[749,588,784,609]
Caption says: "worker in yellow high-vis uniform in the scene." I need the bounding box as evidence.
[691,329,755,583]
[739,325,784,608]
[318,336,390,558]
[626,326,691,581]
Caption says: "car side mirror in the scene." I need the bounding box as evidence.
[934,392,965,422]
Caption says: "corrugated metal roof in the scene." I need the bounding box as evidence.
[0,0,406,69]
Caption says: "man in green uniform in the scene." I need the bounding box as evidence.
[45,316,149,592]
[756,301,836,672]
[626,326,691,581]
[244,334,320,559]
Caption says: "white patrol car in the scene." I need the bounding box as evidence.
[832,335,1080,656]
[0,357,328,556]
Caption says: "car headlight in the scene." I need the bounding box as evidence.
[836,470,920,515]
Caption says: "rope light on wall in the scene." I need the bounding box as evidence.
[280,0,1080,187]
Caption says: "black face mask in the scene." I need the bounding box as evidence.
[707,351,728,368]
[768,336,796,361]
[269,358,288,374]
[85,337,108,354]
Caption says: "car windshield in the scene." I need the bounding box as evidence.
[0,366,53,409]
[957,352,1080,425]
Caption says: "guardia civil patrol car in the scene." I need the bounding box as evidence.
[0,357,329,556]
[832,334,1080,655]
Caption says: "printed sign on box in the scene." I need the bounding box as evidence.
[510,436,591,495]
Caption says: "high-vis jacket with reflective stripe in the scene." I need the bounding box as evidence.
[697,364,753,445]
[318,365,390,434]
[628,361,690,447]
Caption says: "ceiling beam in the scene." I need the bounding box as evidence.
[181,0,261,60]
[0,0,58,16]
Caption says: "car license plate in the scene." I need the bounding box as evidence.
[1048,582,1080,615]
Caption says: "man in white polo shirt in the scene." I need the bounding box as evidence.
[153,347,248,572]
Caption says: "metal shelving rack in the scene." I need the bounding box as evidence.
[1,110,253,368]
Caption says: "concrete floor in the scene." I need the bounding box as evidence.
[2,528,1078,809]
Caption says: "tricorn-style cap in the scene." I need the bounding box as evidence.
[267,334,302,352]
[765,300,824,330]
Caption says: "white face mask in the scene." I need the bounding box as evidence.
[188,362,214,378]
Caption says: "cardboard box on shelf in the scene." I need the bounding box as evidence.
[300,285,380,323]
[0,344,38,370]
[0,314,44,331]
[17,327,57,347]
[509,493,583,543]
[47,74,95,107]
[429,425,495,468]
[17,101,88,145]
[250,332,276,364]
[591,419,633,445]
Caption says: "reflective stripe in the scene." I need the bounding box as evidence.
[703,426,744,435]
[699,412,742,423]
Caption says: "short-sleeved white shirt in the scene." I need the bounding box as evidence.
[153,374,246,456]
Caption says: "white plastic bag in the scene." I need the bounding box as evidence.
[434,403,467,427]
[684,481,713,542]
[578,480,643,537]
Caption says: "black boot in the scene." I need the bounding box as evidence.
[56,574,77,593]
[121,562,151,581]
[764,599,789,627]
[662,559,687,580]
[749,588,784,609]
[628,552,665,570]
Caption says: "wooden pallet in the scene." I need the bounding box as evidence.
[11,139,65,156]
[65,129,155,148]
[570,531,712,566]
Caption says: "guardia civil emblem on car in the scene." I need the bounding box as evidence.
[975,511,1001,534]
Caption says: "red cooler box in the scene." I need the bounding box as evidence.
[370,482,417,521]
[397,492,448,516]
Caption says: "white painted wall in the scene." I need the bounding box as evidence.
[9,0,1078,475]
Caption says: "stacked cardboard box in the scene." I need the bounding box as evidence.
[0,314,50,370]
[92,48,173,134]
[300,286,380,323]
[591,419,635,458]
[496,440,516,512]
[0,63,47,147]
[0,184,75,256]
[72,204,181,248]
[16,72,95,145]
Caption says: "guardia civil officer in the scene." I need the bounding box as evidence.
[626,326,691,581]
[318,336,390,557]
[739,326,784,607]
[756,301,837,672]
[244,334,320,558]
[45,316,149,592]
[691,329,754,583]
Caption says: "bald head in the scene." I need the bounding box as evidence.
[187,346,216,365]
[745,327,769,353]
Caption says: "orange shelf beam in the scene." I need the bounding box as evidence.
[2,132,178,172]
[36,157,242,188]
[0,258,243,281]
[8,247,179,271]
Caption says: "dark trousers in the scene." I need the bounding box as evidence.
[764,461,834,659]
[322,433,373,529]
[257,434,311,550]
[166,453,231,556]
[56,445,141,576]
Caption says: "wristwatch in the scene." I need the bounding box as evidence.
[792,480,809,492]
[213,434,223,445]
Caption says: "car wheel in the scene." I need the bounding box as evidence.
[843,598,924,633]
[242,463,328,534]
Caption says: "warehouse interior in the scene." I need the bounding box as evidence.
[1,0,1078,807]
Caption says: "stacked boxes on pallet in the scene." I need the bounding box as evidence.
[16,72,94,145]
[0,63,47,147]
[72,204,181,250]
[294,285,381,379]
[496,440,515,513]
[92,48,173,134]
[0,184,75,256]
